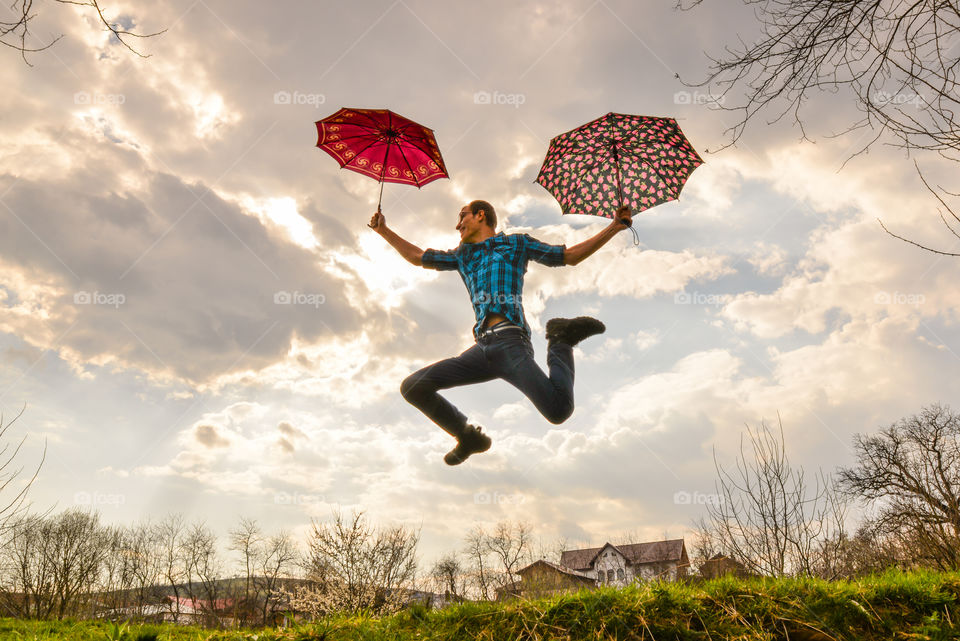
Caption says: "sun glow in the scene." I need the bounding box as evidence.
[239,196,320,250]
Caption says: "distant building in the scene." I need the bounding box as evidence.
[496,560,596,600]
[561,539,690,586]
[698,553,751,579]
[503,538,690,599]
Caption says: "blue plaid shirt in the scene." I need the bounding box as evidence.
[422,232,567,340]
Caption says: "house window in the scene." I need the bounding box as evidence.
[607,569,614,582]
[617,568,624,581]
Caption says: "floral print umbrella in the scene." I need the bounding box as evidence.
[316,107,449,211]
[535,112,703,225]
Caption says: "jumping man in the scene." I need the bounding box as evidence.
[369,200,633,465]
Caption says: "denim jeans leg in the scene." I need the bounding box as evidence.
[400,344,496,438]
[488,333,575,424]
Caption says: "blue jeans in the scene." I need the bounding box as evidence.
[400,327,575,438]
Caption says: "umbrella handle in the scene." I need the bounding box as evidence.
[617,214,639,246]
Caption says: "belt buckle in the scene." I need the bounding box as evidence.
[479,325,500,341]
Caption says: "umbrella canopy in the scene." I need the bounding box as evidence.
[315,107,449,210]
[535,112,702,225]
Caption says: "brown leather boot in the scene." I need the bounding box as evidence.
[443,424,492,466]
[545,316,606,346]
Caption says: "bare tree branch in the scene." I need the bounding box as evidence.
[838,403,960,570]
[699,414,849,577]
[680,0,960,157]
[1,0,164,64]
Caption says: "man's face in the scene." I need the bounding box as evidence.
[456,205,484,242]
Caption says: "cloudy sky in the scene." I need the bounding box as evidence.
[1,0,958,569]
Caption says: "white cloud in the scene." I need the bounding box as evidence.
[2,0,959,564]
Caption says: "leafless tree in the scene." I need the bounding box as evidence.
[681,0,960,255]
[93,524,127,615]
[253,531,298,626]
[427,552,468,604]
[486,521,534,591]
[46,509,109,619]
[2,0,164,64]
[182,521,224,627]
[123,520,164,618]
[838,403,960,570]
[0,512,53,617]
[529,533,571,571]
[288,510,419,617]
[810,520,915,578]
[0,405,45,536]
[877,161,960,256]
[228,516,262,625]
[680,0,960,155]
[698,416,849,577]
[461,521,536,600]
[462,524,499,601]
[154,513,187,623]
[0,509,110,618]
[688,526,724,577]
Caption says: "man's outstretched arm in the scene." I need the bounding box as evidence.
[563,205,633,266]
[369,210,424,266]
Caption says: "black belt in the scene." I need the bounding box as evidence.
[479,321,523,339]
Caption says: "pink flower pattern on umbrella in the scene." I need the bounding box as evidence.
[535,112,702,221]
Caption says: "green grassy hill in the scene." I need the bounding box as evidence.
[2,568,958,640]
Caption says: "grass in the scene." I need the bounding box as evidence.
[1,568,958,640]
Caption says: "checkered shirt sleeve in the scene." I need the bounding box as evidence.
[421,248,459,271]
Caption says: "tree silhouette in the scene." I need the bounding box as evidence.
[681,0,960,255]
[2,0,164,64]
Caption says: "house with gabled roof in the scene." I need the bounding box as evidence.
[502,539,690,599]
[560,538,690,586]
[496,559,597,600]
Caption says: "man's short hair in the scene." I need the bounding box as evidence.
[468,200,497,230]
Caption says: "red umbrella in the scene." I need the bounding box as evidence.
[315,107,449,211]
